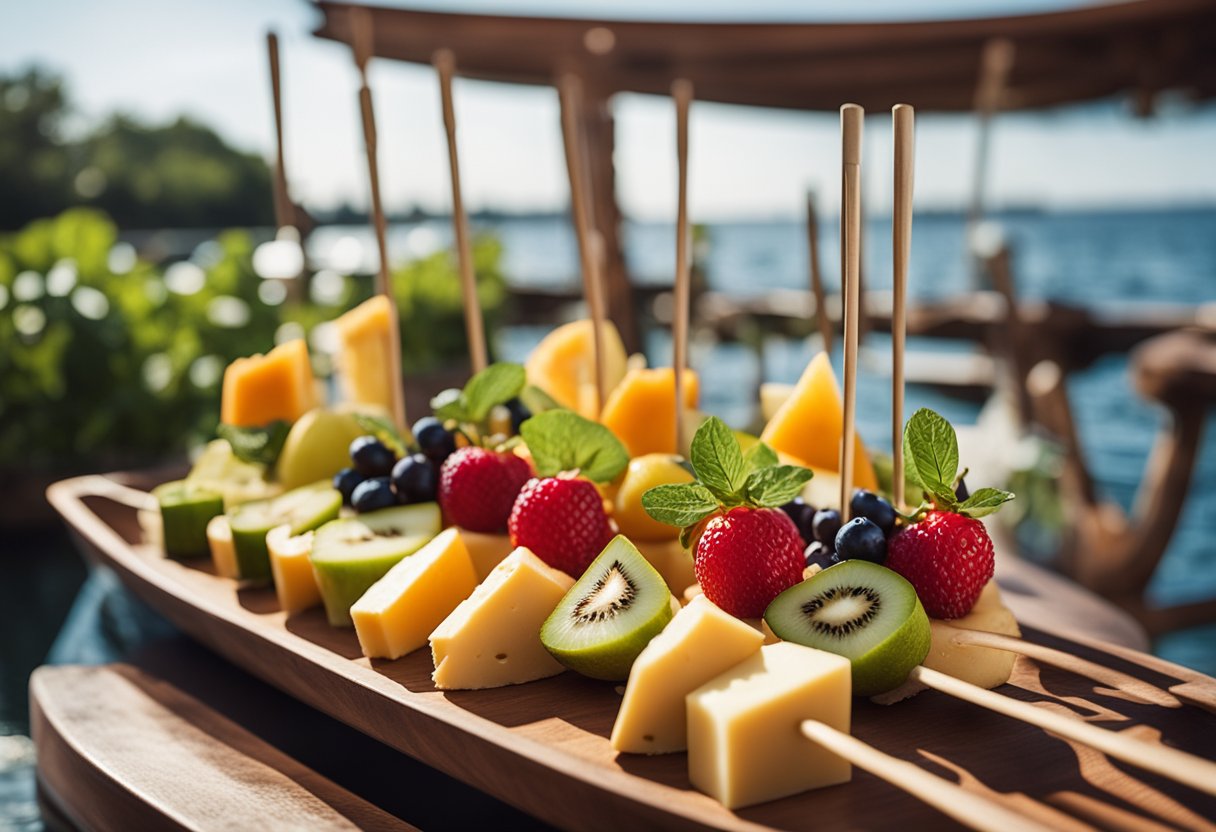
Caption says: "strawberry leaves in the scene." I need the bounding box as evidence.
[902,407,1013,519]
[519,409,628,483]
[432,362,526,425]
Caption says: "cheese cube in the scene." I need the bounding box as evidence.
[267,525,320,615]
[351,528,479,660]
[220,339,318,427]
[634,539,697,597]
[206,515,239,579]
[687,642,852,809]
[459,529,516,580]
[429,547,573,690]
[334,295,398,415]
[924,581,1020,689]
[612,596,763,754]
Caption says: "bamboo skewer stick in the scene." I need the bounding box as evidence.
[839,104,863,520]
[891,105,914,509]
[672,79,693,454]
[801,721,1053,832]
[434,49,488,375]
[805,191,832,357]
[266,33,291,233]
[557,73,607,416]
[350,8,407,429]
[910,666,1216,797]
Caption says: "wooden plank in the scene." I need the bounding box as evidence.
[47,472,1216,831]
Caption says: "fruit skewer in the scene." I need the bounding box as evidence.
[891,104,913,511]
[838,104,863,523]
[672,78,693,454]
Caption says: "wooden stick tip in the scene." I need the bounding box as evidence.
[433,48,455,72]
[672,78,694,101]
[841,104,864,164]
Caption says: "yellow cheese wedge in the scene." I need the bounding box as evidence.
[333,295,398,415]
[266,524,320,616]
[206,515,239,579]
[429,547,574,690]
[600,368,700,458]
[612,596,763,755]
[220,338,318,428]
[634,539,697,597]
[351,528,479,661]
[687,642,852,809]
[459,529,516,580]
[923,581,1021,689]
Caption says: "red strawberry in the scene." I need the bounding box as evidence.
[694,507,805,619]
[886,510,994,619]
[509,476,614,576]
[438,447,533,533]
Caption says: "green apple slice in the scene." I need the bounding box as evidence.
[154,479,224,559]
[275,408,367,491]
[228,481,342,584]
[309,502,442,627]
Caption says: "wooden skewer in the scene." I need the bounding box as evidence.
[350,7,407,429]
[839,104,863,521]
[557,73,607,416]
[891,104,914,509]
[911,665,1216,797]
[801,720,1053,832]
[805,191,832,357]
[434,49,488,375]
[672,78,693,454]
[266,32,291,233]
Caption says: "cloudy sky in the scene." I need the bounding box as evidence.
[5,0,1215,220]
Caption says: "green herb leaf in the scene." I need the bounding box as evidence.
[217,421,292,467]
[352,412,408,457]
[902,408,960,495]
[690,416,747,503]
[430,388,465,422]
[744,464,815,508]
[743,441,779,474]
[957,487,1015,518]
[519,409,629,483]
[464,363,526,422]
[641,483,719,528]
[518,384,563,415]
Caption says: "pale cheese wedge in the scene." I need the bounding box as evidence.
[923,581,1021,689]
[612,595,763,755]
[352,528,479,660]
[459,529,516,580]
[429,547,573,690]
[266,524,320,616]
[206,515,238,579]
[687,642,852,809]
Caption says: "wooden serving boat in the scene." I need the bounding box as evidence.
[47,470,1216,831]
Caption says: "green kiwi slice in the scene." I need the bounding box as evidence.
[228,481,342,584]
[540,535,675,681]
[764,560,930,697]
[154,479,224,559]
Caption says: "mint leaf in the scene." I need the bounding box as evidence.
[518,384,562,416]
[957,487,1014,518]
[641,483,719,528]
[743,441,778,474]
[430,388,465,422]
[217,421,291,467]
[744,464,814,508]
[520,409,628,483]
[690,416,746,503]
[902,408,959,494]
[464,363,526,422]
[351,412,408,457]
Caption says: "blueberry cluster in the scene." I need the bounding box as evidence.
[334,416,458,513]
[780,488,899,571]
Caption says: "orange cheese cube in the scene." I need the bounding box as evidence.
[600,368,699,458]
[220,339,318,427]
[334,295,399,416]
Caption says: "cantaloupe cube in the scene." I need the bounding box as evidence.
[266,525,321,615]
[351,528,479,660]
[687,642,852,809]
[760,352,877,491]
[524,319,628,419]
[334,295,399,416]
[612,596,763,754]
[601,368,699,457]
[923,581,1020,689]
[220,339,318,427]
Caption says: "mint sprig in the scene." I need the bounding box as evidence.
[431,362,526,426]
[902,407,1013,519]
[642,416,813,541]
[519,409,628,483]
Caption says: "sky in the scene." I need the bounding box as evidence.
[3,0,1215,221]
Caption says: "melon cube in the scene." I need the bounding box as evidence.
[333,295,399,416]
[524,319,628,419]
[220,338,318,428]
[600,367,699,458]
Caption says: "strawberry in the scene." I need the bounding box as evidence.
[438,446,533,532]
[695,507,805,618]
[509,476,615,576]
[886,511,994,619]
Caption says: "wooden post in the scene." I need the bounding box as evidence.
[891,105,914,509]
[968,38,1015,286]
[806,191,832,356]
[839,105,863,521]
[434,49,488,375]
[672,79,693,454]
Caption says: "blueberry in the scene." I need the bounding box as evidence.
[780,498,817,545]
[505,398,532,433]
[834,517,888,564]
[955,477,970,502]
[351,476,396,512]
[412,417,456,464]
[850,489,897,535]
[350,435,397,477]
[392,453,437,504]
[333,467,364,507]
[812,509,842,549]
[804,540,837,571]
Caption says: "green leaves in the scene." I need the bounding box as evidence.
[956,487,1015,519]
[641,483,719,528]
[216,421,291,467]
[429,362,526,427]
[519,409,629,483]
[690,416,747,502]
[744,464,815,507]
[900,407,1014,520]
[353,412,408,458]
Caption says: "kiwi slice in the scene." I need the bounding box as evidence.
[228,481,342,584]
[309,502,442,627]
[154,479,224,559]
[540,535,675,681]
[764,560,930,697]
